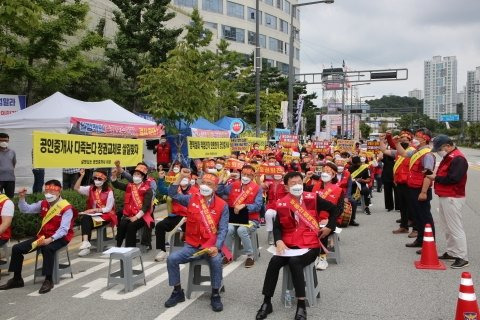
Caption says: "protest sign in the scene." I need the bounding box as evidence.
[187,137,231,158]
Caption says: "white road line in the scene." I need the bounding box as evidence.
[72,278,107,298]
[152,258,245,320]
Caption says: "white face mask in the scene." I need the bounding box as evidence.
[230,173,240,179]
[180,178,189,187]
[94,180,104,187]
[199,184,213,197]
[190,179,196,186]
[289,184,303,197]
[0,142,8,148]
[207,168,217,174]
[337,166,344,173]
[132,175,143,184]
[215,164,223,170]
[241,176,251,185]
[273,174,283,180]
[321,172,332,183]
[44,193,58,203]
[360,157,366,163]
[160,139,166,144]
[173,167,180,173]
[412,139,420,147]
[437,150,447,158]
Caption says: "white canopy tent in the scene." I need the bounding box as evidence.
[0,92,158,192]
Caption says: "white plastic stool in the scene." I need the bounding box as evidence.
[34,246,73,285]
[326,231,341,264]
[186,259,225,299]
[232,227,260,261]
[107,247,146,293]
[281,261,320,307]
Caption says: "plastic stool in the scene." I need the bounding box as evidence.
[94,225,116,253]
[186,259,224,299]
[34,246,73,285]
[327,232,341,264]
[232,227,260,261]
[136,227,149,253]
[281,261,320,307]
[167,218,186,254]
[0,242,10,279]
[107,247,146,293]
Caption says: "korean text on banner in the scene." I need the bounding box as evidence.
[33,131,143,168]
[231,138,250,152]
[245,137,268,149]
[70,117,164,138]
[187,137,231,159]
[336,139,356,152]
[367,140,380,153]
[312,140,331,154]
[279,134,299,148]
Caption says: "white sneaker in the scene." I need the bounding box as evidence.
[316,256,328,270]
[79,240,91,250]
[78,248,90,257]
[155,251,169,262]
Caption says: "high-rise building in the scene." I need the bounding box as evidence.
[86,0,301,75]
[408,89,423,100]
[465,67,480,121]
[423,56,457,120]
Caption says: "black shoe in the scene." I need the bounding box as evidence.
[387,209,393,212]
[365,207,371,215]
[0,277,24,290]
[438,252,456,261]
[38,279,53,294]
[405,241,422,248]
[210,293,223,312]
[256,302,273,319]
[451,258,470,269]
[0,259,6,265]
[164,289,185,308]
[349,221,359,227]
[416,249,422,255]
[396,219,401,223]
[295,306,307,320]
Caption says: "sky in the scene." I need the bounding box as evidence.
[299,0,480,103]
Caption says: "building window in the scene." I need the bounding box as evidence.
[277,62,289,74]
[247,7,262,24]
[269,37,283,53]
[248,31,266,48]
[265,13,277,29]
[284,0,290,14]
[222,25,245,43]
[295,47,300,60]
[263,58,275,68]
[174,0,198,8]
[264,0,273,5]
[203,0,223,13]
[227,1,244,19]
[205,21,218,36]
[276,0,283,10]
[280,19,288,34]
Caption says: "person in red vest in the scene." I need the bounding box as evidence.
[255,171,338,320]
[154,135,171,168]
[0,180,75,294]
[111,163,154,247]
[334,157,358,226]
[217,165,263,268]
[395,128,436,249]
[154,170,198,262]
[0,192,14,257]
[164,170,229,312]
[263,170,288,245]
[74,168,117,257]
[427,135,469,269]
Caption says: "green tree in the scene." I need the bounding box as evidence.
[360,122,372,139]
[366,95,423,115]
[396,113,441,132]
[106,0,181,110]
[0,0,106,104]
[243,91,286,133]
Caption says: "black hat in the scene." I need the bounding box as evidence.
[431,134,453,152]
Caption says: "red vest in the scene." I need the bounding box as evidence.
[312,183,342,223]
[124,182,154,227]
[227,180,261,221]
[276,193,320,249]
[336,170,351,194]
[172,185,199,217]
[434,148,467,198]
[266,180,288,210]
[394,155,410,184]
[407,149,432,189]
[39,200,75,242]
[185,194,226,248]
[156,143,171,164]
[0,197,12,240]
[87,186,118,226]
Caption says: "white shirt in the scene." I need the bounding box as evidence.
[1,199,14,217]
[78,186,115,213]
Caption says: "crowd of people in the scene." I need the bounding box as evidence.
[0,129,470,320]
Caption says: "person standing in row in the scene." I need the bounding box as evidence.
[0,133,16,198]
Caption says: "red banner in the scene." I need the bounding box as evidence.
[225,159,245,170]
[279,134,299,148]
[312,140,331,154]
[258,165,284,175]
[70,117,164,138]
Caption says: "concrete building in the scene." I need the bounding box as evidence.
[408,89,423,100]
[423,56,457,120]
[86,0,301,75]
[465,67,480,121]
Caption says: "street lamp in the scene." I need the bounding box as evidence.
[349,83,370,138]
[288,0,334,131]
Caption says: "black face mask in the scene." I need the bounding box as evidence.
[400,142,410,149]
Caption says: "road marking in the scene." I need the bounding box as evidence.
[72,278,107,298]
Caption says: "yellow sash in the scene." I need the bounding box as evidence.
[131,184,143,210]
[409,148,431,170]
[351,164,369,179]
[233,184,255,207]
[198,196,217,235]
[38,199,70,235]
[0,194,8,204]
[393,147,416,174]
[287,196,319,232]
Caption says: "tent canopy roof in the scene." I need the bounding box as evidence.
[175,117,228,134]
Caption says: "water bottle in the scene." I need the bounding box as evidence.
[284,290,292,308]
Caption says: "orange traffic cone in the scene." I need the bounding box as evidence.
[414,224,446,270]
[455,272,479,320]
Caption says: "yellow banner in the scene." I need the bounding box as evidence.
[187,137,231,159]
[33,131,143,168]
[245,137,268,149]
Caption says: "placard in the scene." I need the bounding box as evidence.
[187,137,231,159]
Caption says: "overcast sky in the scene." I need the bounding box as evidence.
[299,0,480,103]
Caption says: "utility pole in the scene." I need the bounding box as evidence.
[255,0,261,137]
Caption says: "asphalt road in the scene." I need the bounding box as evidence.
[1,147,480,320]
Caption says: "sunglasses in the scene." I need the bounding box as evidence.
[93,177,104,181]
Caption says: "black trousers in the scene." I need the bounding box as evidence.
[116,217,146,247]
[155,215,183,251]
[383,181,395,210]
[409,188,434,243]
[32,169,45,194]
[9,237,68,277]
[0,181,15,198]
[80,215,110,241]
[349,199,357,222]
[375,175,383,192]
[262,248,320,298]
[395,183,411,229]
[62,173,79,190]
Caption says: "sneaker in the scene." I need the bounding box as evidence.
[245,257,255,268]
[451,258,470,269]
[155,251,169,262]
[438,252,456,261]
[78,248,90,257]
[164,289,185,308]
[79,240,91,250]
[210,293,224,312]
[407,230,418,238]
[316,256,328,270]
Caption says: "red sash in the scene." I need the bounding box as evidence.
[198,196,218,235]
[131,184,143,209]
[233,184,255,207]
[287,196,319,232]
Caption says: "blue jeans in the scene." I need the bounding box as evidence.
[167,243,224,289]
[225,221,259,256]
